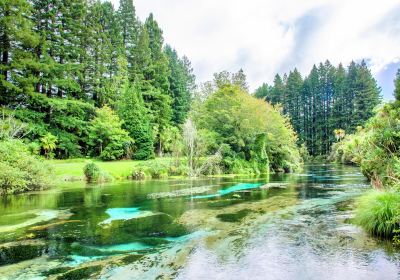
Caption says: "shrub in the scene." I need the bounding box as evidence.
[147,162,168,179]
[83,162,101,183]
[355,191,400,238]
[0,140,52,194]
[132,168,146,180]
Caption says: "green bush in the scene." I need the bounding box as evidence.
[83,162,112,183]
[147,162,169,179]
[132,168,146,180]
[83,162,101,183]
[355,191,400,238]
[0,140,52,194]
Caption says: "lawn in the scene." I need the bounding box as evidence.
[49,157,174,181]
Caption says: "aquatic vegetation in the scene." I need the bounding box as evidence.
[0,240,47,265]
[56,265,103,280]
[147,185,214,199]
[120,254,144,265]
[216,209,254,222]
[0,209,65,233]
[355,191,400,238]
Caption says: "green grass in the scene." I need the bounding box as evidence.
[355,190,400,238]
[49,157,174,181]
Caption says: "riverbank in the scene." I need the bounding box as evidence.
[50,158,175,182]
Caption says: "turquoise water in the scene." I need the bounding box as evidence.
[192,183,263,198]
[0,164,399,279]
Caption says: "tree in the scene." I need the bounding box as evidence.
[232,68,249,91]
[117,82,154,160]
[88,105,132,160]
[193,82,301,172]
[394,69,400,101]
[40,132,57,158]
[0,0,39,104]
[351,60,381,128]
[257,60,381,156]
[165,45,195,125]
[254,83,270,100]
[118,0,139,77]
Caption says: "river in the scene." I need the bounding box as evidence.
[0,164,399,279]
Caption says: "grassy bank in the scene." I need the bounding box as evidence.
[50,158,175,182]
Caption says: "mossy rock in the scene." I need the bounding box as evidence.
[42,267,73,277]
[120,254,144,265]
[216,209,253,223]
[97,213,188,242]
[56,265,102,280]
[0,240,47,265]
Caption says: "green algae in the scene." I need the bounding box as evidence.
[56,265,102,280]
[120,254,144,265]
[216,209,254,222]
[42,267,73,277]
[0,240,47,265]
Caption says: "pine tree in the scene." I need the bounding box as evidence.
[118,0,139,77]
[352,60,381,127]
[165,45,195,125]
[271,74,284,104]
[285,69,303,137]
[254,83,270,100]
[0,0,39,104]
[118,81,154,160]
[143,13,172,155]
[395,69,400,101]
[232,68,249,91]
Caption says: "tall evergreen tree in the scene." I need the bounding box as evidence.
[118,81,154,160]
[258,61,381,156]
[254,83,270,100]
[118,0,139,77]
[0,0,39,104]
[165,45,195,125]
[395,69,400,101]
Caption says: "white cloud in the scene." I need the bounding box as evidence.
[111,0,400,95]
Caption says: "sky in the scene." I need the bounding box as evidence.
[111,0,400,99]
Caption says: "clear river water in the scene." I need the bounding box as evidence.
[0,164,399,279]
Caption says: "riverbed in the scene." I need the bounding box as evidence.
[0,164,399,279]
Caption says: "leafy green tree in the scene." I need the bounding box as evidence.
[193,82,301,173]
[88,105,132,160]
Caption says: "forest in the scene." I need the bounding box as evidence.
[0,0,400,278]
[255,61,381,156]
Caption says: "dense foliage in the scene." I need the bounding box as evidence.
[0,0,195,159]
[192,73,301,174]
[255,61,381,156]
[330,101,400,189]
[0,140,51,194]
[355,191,400,238]
[331,70,400,241]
